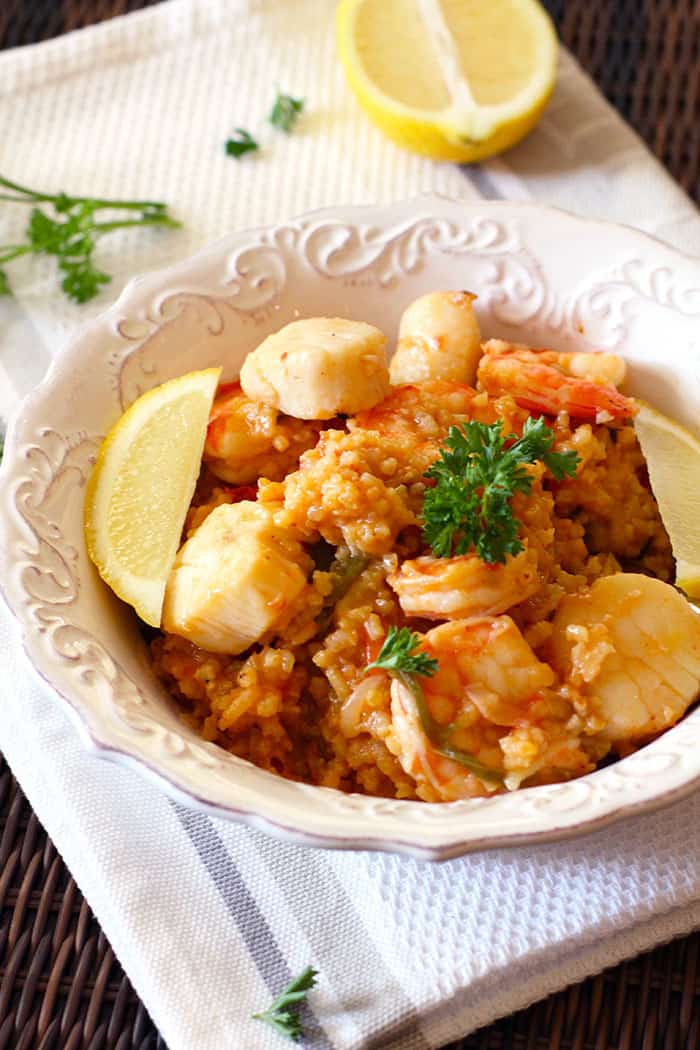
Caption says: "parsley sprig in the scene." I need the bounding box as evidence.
[0,174,180,304]
[365,627,503,785]
[269,92,305,132]
[225,129,260,159]
[366,625,438,678]
[252,966,318,1042]
[423,417,579,564]
[225,91,304,161]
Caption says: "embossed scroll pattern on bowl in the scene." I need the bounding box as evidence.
[3,196,700,860]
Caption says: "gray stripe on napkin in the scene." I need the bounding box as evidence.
[175,807,333,1050]
[248,831,431,1050]
[461,165,502,200]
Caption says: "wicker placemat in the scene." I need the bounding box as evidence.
[2,2,700,1048]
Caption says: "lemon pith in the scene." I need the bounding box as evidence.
[633,401,700,600]
[336,0,558,163]
[84,368,221,627]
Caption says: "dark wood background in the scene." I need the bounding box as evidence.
[2,2,700,1048]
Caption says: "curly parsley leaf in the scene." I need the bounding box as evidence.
[422,417,579,564]
[366,626,438,679]
[252,966,318,1042]
[60,256,111,304]
[0,174,180,305]
[269,92,304,132]
[225,128,260,158]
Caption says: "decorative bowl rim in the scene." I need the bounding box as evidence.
[3,193,700,861]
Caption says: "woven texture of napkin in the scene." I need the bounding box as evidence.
[3,2,700,1048]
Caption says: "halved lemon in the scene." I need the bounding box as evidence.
[336,0,558,163]
[84,368,221,626]
[633,401,700,599]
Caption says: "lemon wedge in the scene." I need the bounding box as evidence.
[336,0,558,163]
[84,368,221,626]
[633,401,700,599]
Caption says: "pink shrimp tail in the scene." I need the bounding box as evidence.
[478,350,636,421]
[513,379,636,421]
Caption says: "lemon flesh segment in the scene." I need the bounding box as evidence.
[337,0,558,162]
[633,401,700,600]
[84,368,222,627]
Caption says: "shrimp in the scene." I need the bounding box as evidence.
[390,291,482,386]
[387,547,540,620]
[204,382,319,484]
[549,573,700,745]
[389,678,499,800]
[477,339,636,422]
[389,617,557,800]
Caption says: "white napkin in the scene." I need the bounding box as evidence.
[2,3,700,1048]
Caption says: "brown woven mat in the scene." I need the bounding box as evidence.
[3,2,700,1048]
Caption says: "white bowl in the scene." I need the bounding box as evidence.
[3,195,700,861]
